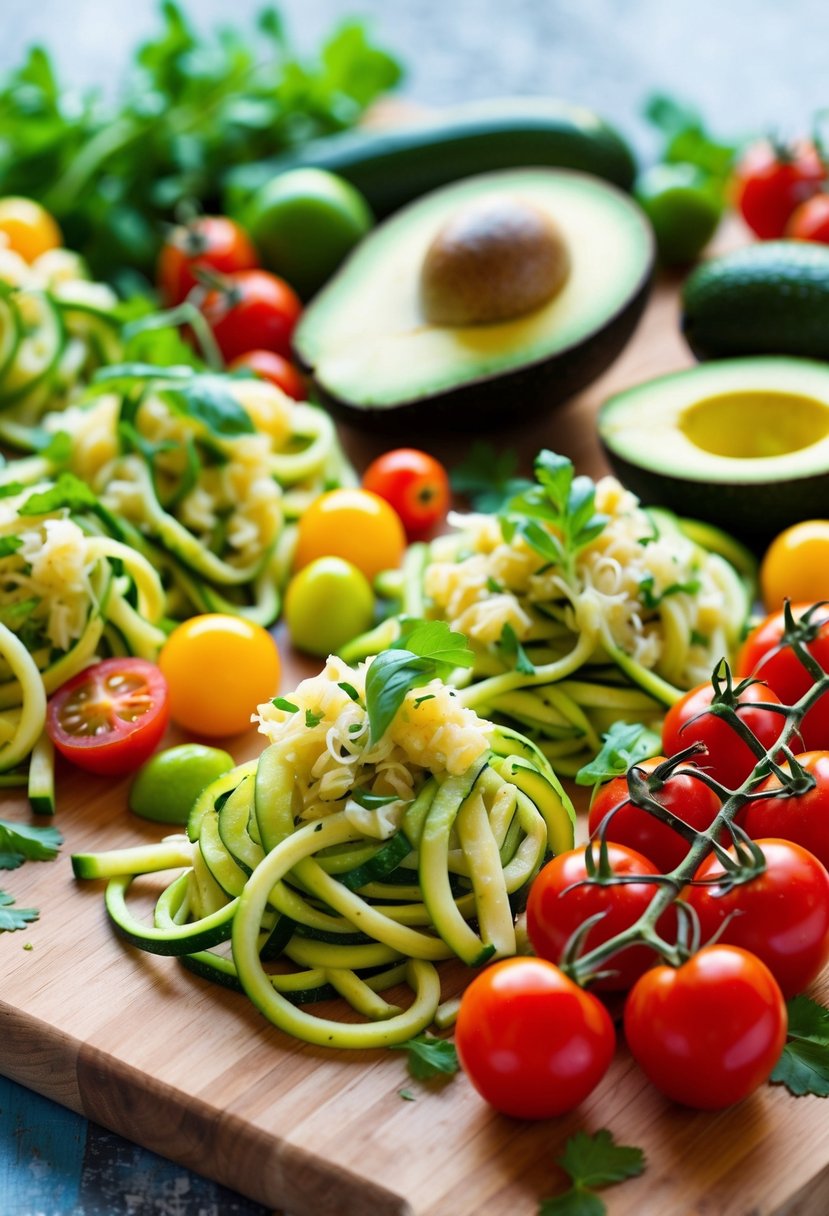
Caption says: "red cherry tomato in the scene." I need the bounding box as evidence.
[157,216,259,306]
[684,838,829,997]
[624,945,787,1109]
[199,269,302,363]
[526,843,675,991]
[737,604,829,751]
[588,757,721,873]
[786,192,829,242]
[361,449,451,541]
[46,658,169,777]
[228,349,306,401]
[733,140,825,239]
[454,956,615,1119]
[742,751,829,870]
[661,680,786,790]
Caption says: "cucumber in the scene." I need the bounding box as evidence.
[682,241,829,361]
[0,289,65,408]
[224,98,637,219]
[27,731,55,816]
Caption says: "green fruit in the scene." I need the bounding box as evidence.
[635,163,722,266]
[129,743,235,824]
[245,168,373,299]
[284,556,375,657]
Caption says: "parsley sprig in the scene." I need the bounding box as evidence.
[0,820,63,934]
[392,1033,459,1083]
[771,995,829,1097]
[539,1130,645,1216]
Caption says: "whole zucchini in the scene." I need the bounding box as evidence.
[223,97,637,218]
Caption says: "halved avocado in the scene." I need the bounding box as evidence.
[293,168,654,431]
[598,357,829,547]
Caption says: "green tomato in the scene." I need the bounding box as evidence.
[635,163,723,266]
[245,168,374,299]
[284,556,375,657]
[129,743,235,824]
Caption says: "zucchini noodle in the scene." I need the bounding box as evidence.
[71,656,576,1048]
[343,463,755,777]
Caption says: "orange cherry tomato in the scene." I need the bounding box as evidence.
[293,488,406,582]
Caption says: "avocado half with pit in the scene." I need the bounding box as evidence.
[293,168,654,431]
[598,357,829,547]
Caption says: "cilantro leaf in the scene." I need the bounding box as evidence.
[771,995,829,1097]
[451,442,533,513]
[365,620,473,744]
[540,1130,645,1216]
[575,722,662,788]
[0,820,63,863]
[0,891,39,932]
[392,1033,459,1081]
[499,622,535,675]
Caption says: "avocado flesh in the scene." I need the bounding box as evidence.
[598,357,829,546]
[294,169,653,425]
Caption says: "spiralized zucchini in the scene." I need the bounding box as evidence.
[345,454,756,777]
[71,655,575,1048]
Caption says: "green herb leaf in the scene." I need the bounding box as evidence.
[0,820,62,863]
[304,709,324,729]
[271,697,299,713]
[0,536,22,557]
[771,995,829,1097]
[575,722,663,788]
[0,891,39,932]
[539,1130,646,1216]
[638,573,702,610]
[499,622,535,675]
[392,1033,459,1081]
[365,620,473,744]
[350,788,400,810]
[338,682,361,702]
[18,472,99,518]
[398,1088,416,1101]
[166,375,256,437]
[450,442,533,512]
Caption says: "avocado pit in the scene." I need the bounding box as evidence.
[419,195,571,326]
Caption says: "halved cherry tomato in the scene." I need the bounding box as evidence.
[683,838,829,997]
[526,842,675,991]
[661,680,787,790]
[157,215,259,306]
[199,269,302,363]
[46,658,169,777]
[228,349,306,401]
[737,604,829,752]
[733,140,825,239]
[587,757,721,873]
[624,945,787,1109]
[455,956,615,1119]
[158,614,280,738]
[786,192,829,243]
[292,488,406,582]
[742,751,829,871]
[361,449,451,541]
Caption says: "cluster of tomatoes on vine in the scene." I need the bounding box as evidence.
[734,133,829,242]
[455,601,829,1119]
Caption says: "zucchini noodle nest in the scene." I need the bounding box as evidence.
[347,461,755,776]
[72,655,576,1048]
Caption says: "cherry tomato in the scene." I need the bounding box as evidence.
[157,215,259,306]
[284,557,375,657]
[199,270,302,363]
[742,752,829,871]
[228,349,306,401]
[733,140,825,239]
[361,449,451,541]
[624,945,787,1109]
[454,956,615,1119]
[760,521,829,612]
[158,614,280,737]
[293,488,406,583]
[0,197,62,263]
[46,658,169,777]
[737,604,829,751]
[684,838,829,997]
[786,192,829,242]
[661,680,786,790]
[526,843,675,991]
[588,757,721,873]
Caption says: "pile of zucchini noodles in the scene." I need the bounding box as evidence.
[71,657,576,1047]
[345,460,756,777]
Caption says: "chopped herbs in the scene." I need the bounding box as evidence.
[272,697,299,713]
[338,682,361,702]
[304,709,324,729]
[499,622,535,675]
[349,789,400,810]
[638,573,701,610]
[392,1033,460,1081]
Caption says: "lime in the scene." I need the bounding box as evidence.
[635,163,722,266]
[284,556,375,657]
[129,743,235,824]
[245,168,374,299]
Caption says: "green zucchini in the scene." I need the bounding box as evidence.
[224,98,637,220]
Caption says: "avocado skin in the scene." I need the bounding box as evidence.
[224,99,637,220]
[600,445,828,550]
[682,241,829,361]
[308,273,652,435]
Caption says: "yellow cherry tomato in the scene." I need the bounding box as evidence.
[0,197,62,263]
[158,614,280,737]
[760,520,829,612]
[293,488,406,582]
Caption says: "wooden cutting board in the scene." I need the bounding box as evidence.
[3,254,829,1216]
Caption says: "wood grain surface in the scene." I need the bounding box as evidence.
[2,257,828,1216]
